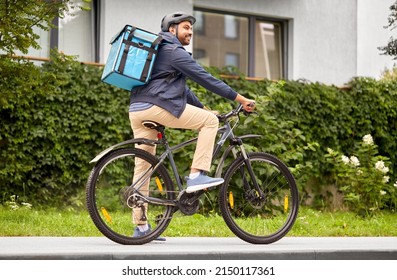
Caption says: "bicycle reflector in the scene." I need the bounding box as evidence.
[284,195,289,213]
[229,191,234,209]
[101,207,113,224]
[155,176,164,193]
[157,132,163,139]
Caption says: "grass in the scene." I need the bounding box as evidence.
[1,206,396,237]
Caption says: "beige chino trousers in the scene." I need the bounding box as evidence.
[129,104,219,224]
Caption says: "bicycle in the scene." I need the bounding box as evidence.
[86,104,299,245]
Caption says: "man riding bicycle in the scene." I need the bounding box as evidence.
[128,11,255,238]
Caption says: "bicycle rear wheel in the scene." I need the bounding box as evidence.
[86,148,175,245]
[219,152,299,244]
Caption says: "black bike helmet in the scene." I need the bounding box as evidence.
[161,11,196,32]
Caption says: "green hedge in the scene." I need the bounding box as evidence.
[1,52,131,207]
[1,52,396,211]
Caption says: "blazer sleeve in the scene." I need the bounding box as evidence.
[170,47,238,101]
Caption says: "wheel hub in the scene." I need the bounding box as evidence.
[245,189,266,209]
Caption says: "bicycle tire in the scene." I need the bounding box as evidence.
[219,152,299,244]
[86,148,175,245]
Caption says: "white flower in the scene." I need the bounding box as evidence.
[10,205,19,211]
[21,202,33,209]
[383,176,390,183]
[350,156,360,167]
[375,161,389,174]
[363,134,374,145]
[380,190,386,196]
[394,181,397,188]
[341,155,350,164]
[356,169,363,175]
[375,161,385,170]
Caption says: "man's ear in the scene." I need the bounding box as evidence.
[169,25,176,35]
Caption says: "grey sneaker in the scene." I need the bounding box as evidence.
[133,224,166,241]
[185,172,224,193]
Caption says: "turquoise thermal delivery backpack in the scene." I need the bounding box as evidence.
[101,25,162,91]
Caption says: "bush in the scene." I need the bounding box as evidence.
[325,134,397,216]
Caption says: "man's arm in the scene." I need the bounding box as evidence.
[170,47,238,101]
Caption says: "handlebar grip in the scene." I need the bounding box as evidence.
[247,102,256,108]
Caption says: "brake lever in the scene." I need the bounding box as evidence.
[243,108,258,116]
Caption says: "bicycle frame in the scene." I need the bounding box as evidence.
[90,105,262,207]
[158,116,250,191]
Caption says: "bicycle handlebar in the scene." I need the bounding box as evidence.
[217,103,255,122]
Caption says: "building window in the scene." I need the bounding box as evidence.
[21,0,99,63]
[225,53,239,68]
[224,15,239,39]
[193,9,286,80]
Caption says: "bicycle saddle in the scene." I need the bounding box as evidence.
[142,120,165,130]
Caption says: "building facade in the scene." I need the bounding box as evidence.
[28,0,397,85]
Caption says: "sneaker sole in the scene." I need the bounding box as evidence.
[185,180,224,193]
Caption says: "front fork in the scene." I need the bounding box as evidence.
[235,141,266,201]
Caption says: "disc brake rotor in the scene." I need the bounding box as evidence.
[246,189,266,209]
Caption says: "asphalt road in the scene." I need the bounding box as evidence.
[0,236,396,260]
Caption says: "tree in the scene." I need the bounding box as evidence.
[0,0,89,55]
[379,1,397,59]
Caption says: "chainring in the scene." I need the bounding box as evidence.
[177,191,200,215]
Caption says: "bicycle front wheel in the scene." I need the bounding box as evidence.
[219,152,299,244]
[86,148,175,245]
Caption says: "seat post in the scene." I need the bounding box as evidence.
[142,120,166,142]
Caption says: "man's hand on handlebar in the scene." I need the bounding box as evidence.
[242,100,256,113]
[235,94,256,113]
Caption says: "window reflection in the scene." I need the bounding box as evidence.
[58,2,94,62]
[193,10,283,80]
[193,11,248,74]
[255,22,282,79]
[224,15,238,39]
[194,11,205,35]
[225,53,239,68]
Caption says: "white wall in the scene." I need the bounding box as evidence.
[99,0,396,85]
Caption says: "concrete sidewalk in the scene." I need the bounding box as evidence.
[0,237,396,260]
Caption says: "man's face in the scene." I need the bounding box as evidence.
[170,21,193,46]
